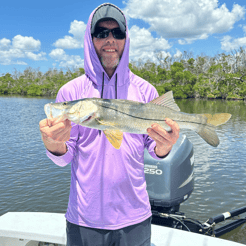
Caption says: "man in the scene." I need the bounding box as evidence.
[39,3,179,246]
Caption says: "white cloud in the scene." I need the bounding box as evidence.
[174,49,183,58]
[178,39,186,45]
[12,35,41,51]
[49,48,84,68]
[25,51,47,61]
[49,48,66,60]
[124,0,245,42]
[221,35,246,51]
[0,49,25,65]
[129,25,171,62]
[59,56,84,68]
[53,20,86,49]
[54,36,81,49]
[69,20,86,39]
[0,38,11,50]
[178,34,209,45]
[0,35,46,65]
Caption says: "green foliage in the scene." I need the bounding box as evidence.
[0,67,85,97]
[227,92,243,100]
[1,48,246,100]
[173,86,188,99]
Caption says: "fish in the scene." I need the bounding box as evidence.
[44,91,231,149]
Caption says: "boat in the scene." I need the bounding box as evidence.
[0,211,245,246]
[0,134,245,245]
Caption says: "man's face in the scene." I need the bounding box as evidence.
[92,20,126,71]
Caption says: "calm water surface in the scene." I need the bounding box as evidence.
[0,96,246,244]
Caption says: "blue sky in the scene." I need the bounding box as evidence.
[1,0,246,75]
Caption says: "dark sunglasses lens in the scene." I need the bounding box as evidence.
[93,28,125,39]
[112,29,126,39]
[94,29,109,38]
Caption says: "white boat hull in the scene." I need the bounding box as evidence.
[0,212,244,246]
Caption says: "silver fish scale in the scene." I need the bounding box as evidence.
[90,99,206,134]
[94,98,204,123]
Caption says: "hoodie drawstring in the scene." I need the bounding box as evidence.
[115,73,117,99]
[101,72,117,99]
[101,72,105,99]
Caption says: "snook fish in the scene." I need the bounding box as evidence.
[44,91,231,149]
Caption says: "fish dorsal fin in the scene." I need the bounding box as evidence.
[103,129,123,149]
[149,91,180,111]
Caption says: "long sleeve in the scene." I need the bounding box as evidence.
[46,83,79,167]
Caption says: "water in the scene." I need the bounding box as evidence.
[0,96,246,244]
[177,99,246,244]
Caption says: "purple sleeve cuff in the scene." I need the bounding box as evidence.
[46,144,74,167]
[146,140,164,160]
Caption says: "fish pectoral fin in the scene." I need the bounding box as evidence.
[149,91,180,111]
[202,113,232,126]
[96,119,123,148]
[103,129,123,149]
[96,119,117,127]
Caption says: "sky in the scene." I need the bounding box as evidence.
[1,0,246,75]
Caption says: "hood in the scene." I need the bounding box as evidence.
[83,3,130,91]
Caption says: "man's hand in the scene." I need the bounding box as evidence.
[147,118,180,158]
[39,118,72,156]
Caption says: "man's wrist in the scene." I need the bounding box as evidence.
[45,142,68,156]
[154,146,170,158]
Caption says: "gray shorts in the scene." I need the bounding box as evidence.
[66,217,152,246]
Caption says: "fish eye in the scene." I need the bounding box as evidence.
[63,102,67,105]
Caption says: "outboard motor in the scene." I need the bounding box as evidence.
[144,134,194,218]
[144,134,246,234]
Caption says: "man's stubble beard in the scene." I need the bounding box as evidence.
[100,54,120,70]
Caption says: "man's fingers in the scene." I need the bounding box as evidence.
[59,128,71,142]
[39,117,69,128]
[147,119,180,157]
[165,118,180,136]
[42,126,71,143]
[40,121,65,136]
[50,121,67,133]
[149,123,172,143]
[155,119,179,142]
[39,118,49,128]
[148,119,180,144]
[65,119,72,128]
[53,120,71,141]
[40,118,72,142]
[51,126,71,142]
[147,126,170,143]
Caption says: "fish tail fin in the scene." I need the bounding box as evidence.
[202,113,232,126]
[196,124,219,147]
[196,113,231,147]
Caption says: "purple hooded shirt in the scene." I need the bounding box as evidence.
[46,3,161,230]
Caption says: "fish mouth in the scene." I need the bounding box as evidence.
[44,103,52,118]
[83,115,92,122]
[81,113,96,123]
[44,103,67,125]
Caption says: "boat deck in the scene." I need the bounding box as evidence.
[0,212,244,246]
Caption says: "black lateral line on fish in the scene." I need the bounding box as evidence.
[99,105,207,125]
[99,105,166,121]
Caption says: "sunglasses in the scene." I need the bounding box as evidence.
[92,27,126,40]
